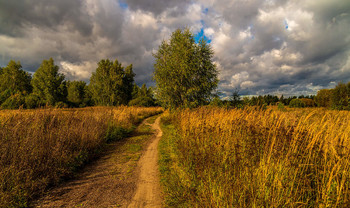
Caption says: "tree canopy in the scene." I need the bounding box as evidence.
[153,28,218,109]
[31,58,66,106]
[128,84,156,107]
[89,59,135,106]
[67,80,89,107]
[0,60,32,94]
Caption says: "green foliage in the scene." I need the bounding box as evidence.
[131,83,139,99]
[89,59,135,106]
[159,116,189,207]
[248,95,280,106]
[331,82,349,110]
[315,89,333,107]
[31,58,67,106]
[0,89,13,105]
[300,98,315,107]
[55,101,68,108]
[277,102,286,111]
[209,96,225,107]
[67,81,87,107]
[25,93,41,109]
[1,93,26,109]
[128,96,155,107]
[289,98,305,108]
[314,82,350,110]
[123,65,135,103]
[104,122,132,143]
[230,90,242,107]
[128,84,156,107]
[0,60,32,95]
[153,28,218,109]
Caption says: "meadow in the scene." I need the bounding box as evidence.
[0,106,162,208]
[159,107,350,207]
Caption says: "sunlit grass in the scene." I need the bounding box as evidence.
[160,107,350,207]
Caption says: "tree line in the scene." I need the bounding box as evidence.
[0,58,156,109]
[211,82,350,110]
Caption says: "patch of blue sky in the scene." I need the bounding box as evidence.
[203,7,209,14]
[194,27,212,43]
[284,19,289,29]
[118,0,128,10]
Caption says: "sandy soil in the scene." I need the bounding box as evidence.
[32,116,163,208]
[127,116,163,208]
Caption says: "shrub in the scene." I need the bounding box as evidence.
[1,93,25,109]
[300,98,315,107]
[289,98,305,108]
[25,93,41,109]
[277,102,286,111]
[0,89,13,105]
[128,96,155,107]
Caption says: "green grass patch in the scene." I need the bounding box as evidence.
[105,123,131,143]
[159,116,193,207]
[127,144,142,153]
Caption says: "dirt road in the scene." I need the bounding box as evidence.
[33,115,163,208]
[127,116,162,208]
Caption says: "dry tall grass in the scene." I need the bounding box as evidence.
[0,106,162,207]
[161,107,350,207]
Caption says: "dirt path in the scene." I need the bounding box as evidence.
[127,116,162,208]
[32,115,163,208]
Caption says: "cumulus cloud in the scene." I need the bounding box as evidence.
[0,0,349,96]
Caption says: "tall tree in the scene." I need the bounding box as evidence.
[122,64,135,102]
[0,60,32,94]
[31,58,66,106]
[153,28,218,109]
[230,90,241,107]
[89,59,135,106]
[315,89,333,108]
[332,82,348,110]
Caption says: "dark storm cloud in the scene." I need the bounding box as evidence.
[0,0,93,37]
[121,0,190,16]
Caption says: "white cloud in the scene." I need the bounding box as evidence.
[60,61,95,81]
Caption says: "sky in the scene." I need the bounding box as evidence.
[0,0,349,97]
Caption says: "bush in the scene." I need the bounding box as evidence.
[25,93,41,109]
[0,89,13,105]
[277,102,286,111]
[209,97,224,107]
[1,93,25,109]
[128,96,155,107]
[300,98,315,107]
[55,101,68,108]
[289,98,305,108]
[104,123,129,143]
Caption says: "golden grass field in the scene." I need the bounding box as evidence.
[159,107,350,207]
[0,106,163,208]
